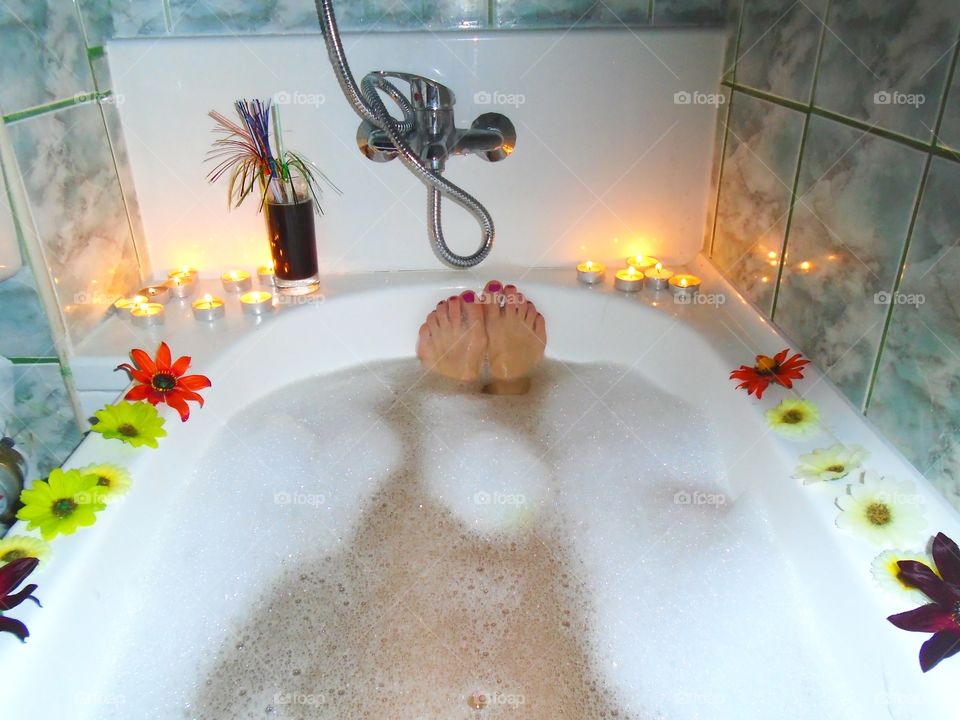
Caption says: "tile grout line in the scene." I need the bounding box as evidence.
[769,0,830,321]
[861,30,960,414]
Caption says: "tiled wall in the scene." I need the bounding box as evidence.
[705,1,960,510]
[0,0,726,489]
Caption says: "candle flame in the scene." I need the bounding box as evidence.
[202,293,213,302]
[585,261,593,269]
[627,266,637,277]
[655,262,663,271]
[680,277,688,287]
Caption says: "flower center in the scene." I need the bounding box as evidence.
[98,475,111,487]
[825,464,846,473]
[52,498,77,518]
[782,409,804,424]
[1,549,26,562]
[118,423,138,437]
[152,373,177,392]
[865,502,892,526]
[755,355,779,374]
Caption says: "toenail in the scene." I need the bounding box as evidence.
[487,281,502,292]
[448,295,457,301]
[463,291,476,303]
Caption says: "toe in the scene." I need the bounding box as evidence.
[534,313,547,342]
[484,280,503,295]
[524,300,538,324]
[461,290,483,326]
[435,300,451,325]
[416,323,432,359]
[427,309,442,332]
[448,296,463,328]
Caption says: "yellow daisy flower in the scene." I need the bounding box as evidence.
[765,398,820,439]
[870,549,933,604]
[793,443,868,483]
[91,401,167,448]
[0,536,52,568]
[835,473,927,545]
[16,468,106,541]
[78,463,132,504]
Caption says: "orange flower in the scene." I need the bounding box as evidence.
[729,348,809,399]
[116,342,211,421]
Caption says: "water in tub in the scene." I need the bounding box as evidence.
[97,360,862,719]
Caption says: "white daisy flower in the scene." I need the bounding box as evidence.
[765,398,820,440]
[793,443,868,484]
[835,475,927,545]
[870,549,933,604]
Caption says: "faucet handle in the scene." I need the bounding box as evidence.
[377,71,456,111]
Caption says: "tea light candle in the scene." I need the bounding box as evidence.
[165,274,196,299]
[130,302,165,327]
[626,255,659,272]
[240,290,273,316]
[643,262,674,291]
[576,260,605,285]
[669,273,702,300]
[138,285,170,304]
[221,269,252,293]
[614,265,644,292]
[114,294,148,314]
[168,266,199,282]
[192,293,225,322]
[257,263,276,287]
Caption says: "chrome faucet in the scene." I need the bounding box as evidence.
[316,0,516,267]
[356,72,516,172]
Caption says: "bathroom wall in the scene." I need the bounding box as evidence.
[705,1,960,509]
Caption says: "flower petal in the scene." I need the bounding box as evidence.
[932,532,960,587]
[919,630,960,672]
[175,388,205,407]
[155,342,172,371]
[888,603,958,633]
[130,348,156,375]
[166,393,191,422]
[0,583,40,611]
[179,374,212,391]
[0,557,38,597]
[897,561,957,605]
[0,615,29,642]
[171,355,192,377]
[124,385,151,402]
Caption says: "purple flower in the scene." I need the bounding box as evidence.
[0,557,41,642]
[887,532,960,672]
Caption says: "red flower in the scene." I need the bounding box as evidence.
[888,532,960,672]
[0,557,41,642]
[116,342,212,422]
[729,348,810,399]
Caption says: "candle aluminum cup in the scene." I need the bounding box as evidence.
[130,303,165,327]
[576,262,605,285]
[614,268,643,292]
[257,266,276,287]
[113,294,148,314]
[240,291,273,316]
[165,276,196,299]
[192,296,225,322]
[669,274,702,301]
[221,271,252,293]
[168,268,199,282]
[138,285,170,304]
[643,267,674,291]
[626,255,659,272]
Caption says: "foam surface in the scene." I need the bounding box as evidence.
[93,360,866,719]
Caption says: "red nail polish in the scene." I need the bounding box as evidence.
[463,291,476,303]
[488,281,502,292]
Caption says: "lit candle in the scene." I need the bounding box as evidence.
[240,290,274,316]
[168,266,199,282]
[626,255,659,272]
[114,294,148,314]
[257,262,276,287]
[576,260,605,285]
[643,262,674,291]
[669,273,701,300]
[165,274,196,299]
[130,302,165,327]
[191,293,225,322]
[138,285,170,304]
[221,269,252,293]
[614,265,644,293]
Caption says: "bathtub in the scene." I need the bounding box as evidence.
[3,262,958,719]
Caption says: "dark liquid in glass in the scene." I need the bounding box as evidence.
[265,198,318,281]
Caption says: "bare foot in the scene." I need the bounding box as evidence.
[416,290,487,381]
[482,281,547,384]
